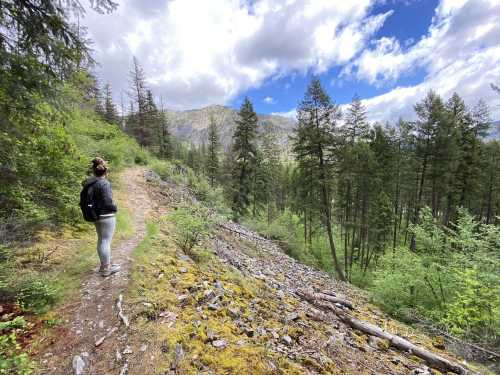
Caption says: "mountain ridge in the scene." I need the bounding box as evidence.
[166,105,297,147]
[166,106,500,145]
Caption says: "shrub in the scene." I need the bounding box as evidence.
[17,278,59,314]
[169,203,215,254]
[243,210,321,269]
[0,317,34,375]
[370,207,500,344]
[369,248,450,320]
[442,268,500,341]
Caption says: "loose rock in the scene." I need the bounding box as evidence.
[212,339,228,349]
[72,355,85,375]
[281,335,293,346]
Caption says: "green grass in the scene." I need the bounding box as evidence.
[132,220,159,259]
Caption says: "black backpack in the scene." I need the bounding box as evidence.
[79,180,99,222]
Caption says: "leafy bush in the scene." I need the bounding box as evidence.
[169,203,215,254]
[442,268,499,339]
[370,247,452,320]
[152,159,231,217]
[370,207,500,343]
[17,277,59,314]
[0,317,34,375]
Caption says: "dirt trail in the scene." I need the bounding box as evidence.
[37,168,152,375]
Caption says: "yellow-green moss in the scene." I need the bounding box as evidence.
[126,211,310,374]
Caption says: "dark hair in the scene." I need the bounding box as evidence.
[92,157,108,177]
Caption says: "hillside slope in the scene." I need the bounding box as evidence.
[113,172,480,375]
[167,105,296,147]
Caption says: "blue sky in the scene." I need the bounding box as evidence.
[83,0,500,122]
[233,0,439,114]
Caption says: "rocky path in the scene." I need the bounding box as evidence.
[37,168,152,375]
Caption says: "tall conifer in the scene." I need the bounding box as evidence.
[292,79,346,281]
[231,97,258,220]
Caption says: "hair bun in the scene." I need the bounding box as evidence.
[92,157,106,168]
[91,157,108,176]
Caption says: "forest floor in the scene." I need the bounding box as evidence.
[29,168,489,375]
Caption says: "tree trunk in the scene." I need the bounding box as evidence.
[411,147,429,251]
[318,158,346,281]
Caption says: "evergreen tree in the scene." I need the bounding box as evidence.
[103,83,119,124]
[343,94,369,144]
[128,56,149,146]
[250,148,268,217]
[291,78,346,281]
[480,141,500,224]
[142,89,158,148]
[410,91,447,249]
[206,116,220,186]
[231,97,259,220]
[91,77,106,119]
[260,122,282,223]
[158,108,172,159]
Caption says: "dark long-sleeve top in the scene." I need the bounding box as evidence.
[83,177,118,217]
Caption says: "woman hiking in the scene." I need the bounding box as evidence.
[82,157,120,277]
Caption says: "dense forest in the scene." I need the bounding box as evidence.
[120,53,499,346]
[0,1,499,372]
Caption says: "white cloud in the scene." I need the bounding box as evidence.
[363,44,500,123]
[263,96,275,104]
[343,0,500,121]
[271,108,297,120]
[82,0,388,109]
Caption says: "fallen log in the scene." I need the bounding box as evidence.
[314,291,354,310]
[342,315,471,375]
[297,289,472,375]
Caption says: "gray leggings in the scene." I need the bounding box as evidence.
[94,216,116,266]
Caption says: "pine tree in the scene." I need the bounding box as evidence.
[103,83,119,124]
[336,95,370,278]
[231,97,258,220]
[143,89,158,148]
[292,78,346,281]
[90,76,105,119]
[206,116,220,186]
[157,103,172,159]
[250,148,268,217]
[128,56,149,146]
[410,91,447,250]
[343,94,369,144]
[480,141,500,224]
[260,122,282,223]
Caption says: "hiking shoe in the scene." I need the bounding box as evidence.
[100,264,121,277]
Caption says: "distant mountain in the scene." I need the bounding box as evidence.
[166,105,296,148]
[489,120,500,139]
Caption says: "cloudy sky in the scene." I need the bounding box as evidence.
[82,0,500,122]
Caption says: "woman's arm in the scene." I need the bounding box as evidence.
[100,180,118,212]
